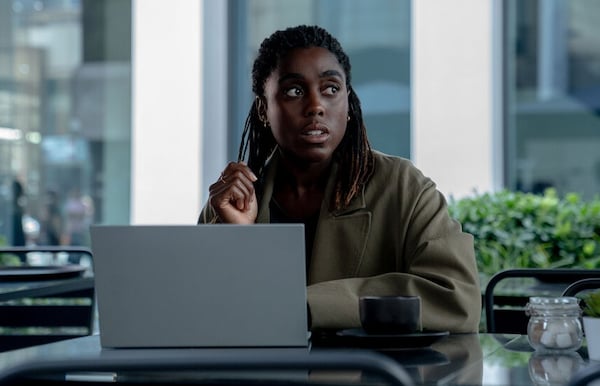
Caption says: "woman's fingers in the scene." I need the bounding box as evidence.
[210,180,252,209]
[222,162,257,183]
[208,162,258,222]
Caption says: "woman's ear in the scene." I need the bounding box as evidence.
[256,97,268,123]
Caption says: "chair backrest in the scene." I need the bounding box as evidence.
[562,278,600,297]
[485,268,600,334]
[0,247,95,352]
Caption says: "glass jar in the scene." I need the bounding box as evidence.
[526,296,583,352]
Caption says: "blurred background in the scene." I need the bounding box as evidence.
[0,0,599,250]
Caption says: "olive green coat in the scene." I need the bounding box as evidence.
[200,151,481,333]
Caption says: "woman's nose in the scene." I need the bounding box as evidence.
[304,91,325,117]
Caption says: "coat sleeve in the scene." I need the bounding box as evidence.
[307,162,481,333]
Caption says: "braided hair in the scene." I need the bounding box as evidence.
[238,25,374,210]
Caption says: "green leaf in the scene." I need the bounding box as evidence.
[583,290,600,317]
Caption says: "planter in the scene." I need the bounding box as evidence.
[583,316,600,361]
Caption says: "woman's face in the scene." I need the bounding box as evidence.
[262,47,349,166]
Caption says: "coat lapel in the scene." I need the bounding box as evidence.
[308,163,371,284]
[255,152,278,223]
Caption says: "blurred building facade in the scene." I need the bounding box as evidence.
[0,0,599,247]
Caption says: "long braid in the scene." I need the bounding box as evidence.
[333,86,374,209]
[239,25,374,211]
[238,102,276,178]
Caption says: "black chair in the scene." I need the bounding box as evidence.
[0,349,415,386]
[0,247,95,352]
[566,363,600,386]
[562,278,600,297]
[484,268,600,334]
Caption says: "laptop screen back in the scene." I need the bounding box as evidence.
[90,224,308,348]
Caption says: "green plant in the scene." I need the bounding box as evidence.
[0,235,22,266]
[448,189,600,280]
[583,289,600,317]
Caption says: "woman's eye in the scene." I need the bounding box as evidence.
[323,85,340,95]
[284,87,303,97]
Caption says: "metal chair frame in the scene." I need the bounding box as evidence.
[567,363,600,386]
[485,268,600,333]
[562,278,600,297]
[0,246,95,352]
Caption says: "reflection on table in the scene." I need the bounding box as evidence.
[480,334,593,386]
[0,333,596,385]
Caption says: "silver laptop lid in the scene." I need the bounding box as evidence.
[90,224,308,348]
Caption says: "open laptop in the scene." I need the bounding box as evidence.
[90,224,308,348]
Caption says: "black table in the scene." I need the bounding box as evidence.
[0,246,94,303]
[0,332,595,385]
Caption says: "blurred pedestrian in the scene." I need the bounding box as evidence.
[39,190,63,246]
[11,179,26,262]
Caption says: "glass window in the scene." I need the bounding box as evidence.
[228,0,411,160]
[505,0,600,199]
[0,0,131,251]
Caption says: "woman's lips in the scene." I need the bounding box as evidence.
[301,123,329,143]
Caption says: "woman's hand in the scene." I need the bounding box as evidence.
[208,162,258,224]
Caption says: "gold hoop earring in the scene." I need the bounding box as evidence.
[259,115,268,127]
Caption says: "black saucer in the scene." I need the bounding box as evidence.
[336,328,449,348]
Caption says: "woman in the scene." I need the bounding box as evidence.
[199,25,481,333]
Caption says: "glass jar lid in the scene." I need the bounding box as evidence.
[526,296,581,316]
